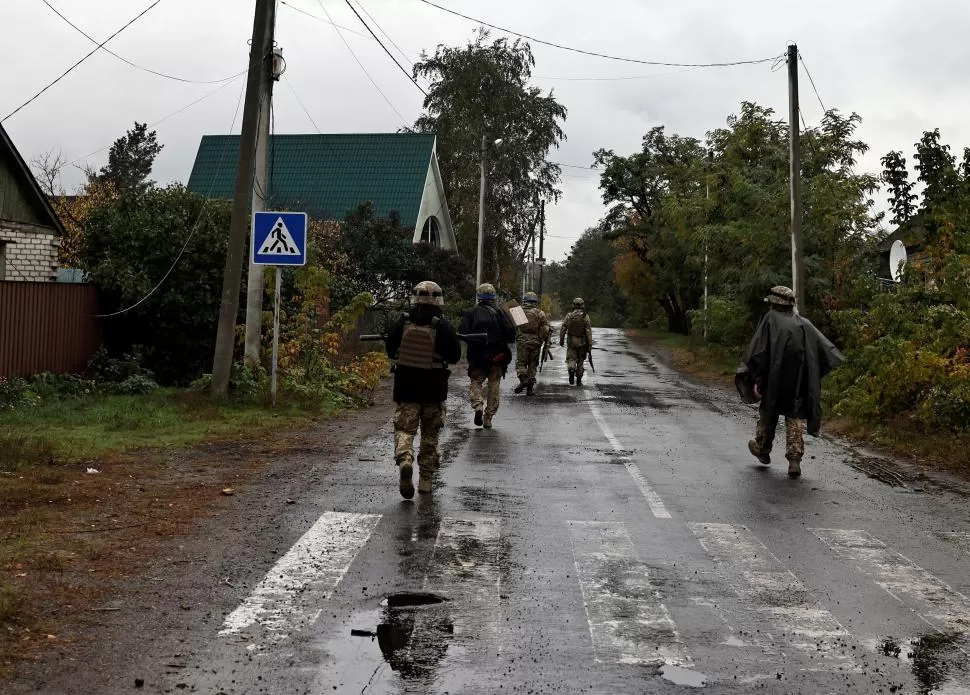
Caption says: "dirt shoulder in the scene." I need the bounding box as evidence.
[1,381,394,689]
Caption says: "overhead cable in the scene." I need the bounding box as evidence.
[40,0,241,85]
[798,51,827,115]
[3,0,164,122]
[279,1,371,40]
[93,79,247,318]
[417,0,782,68]
[314,0,409,125]
[350,0,420,65]
[284,76,323,134]
[343,0,428,96]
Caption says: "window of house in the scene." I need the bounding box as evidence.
[421,216,440,246]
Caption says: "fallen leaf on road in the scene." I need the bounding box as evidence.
[221,488,235,496]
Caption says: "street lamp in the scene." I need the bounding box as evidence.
[476,136,504,288]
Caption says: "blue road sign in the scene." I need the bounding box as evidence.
[252,211,307,266]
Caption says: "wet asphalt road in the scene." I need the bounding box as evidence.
[62,329,970,693]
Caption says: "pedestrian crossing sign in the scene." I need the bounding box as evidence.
[252,211,307,266]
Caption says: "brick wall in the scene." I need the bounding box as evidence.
[0,223,59,282]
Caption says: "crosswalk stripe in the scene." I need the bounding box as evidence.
[588,401,671,519]
[688,522,859,671]
[568,520,690,667]
[219,511,381,643]
[812,528,970,636]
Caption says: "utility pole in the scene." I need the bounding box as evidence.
[211,0,276,396]
[244,44,279,367]
[536,200,546,299]
[529,223,537,292]
[704,172,709,340]
[476,134,486,289]
[787,43,806,314]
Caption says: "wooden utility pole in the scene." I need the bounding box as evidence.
[211,0,276,396]
[243,43,277,367]
[537,199,545,297]
[787,43,806,314]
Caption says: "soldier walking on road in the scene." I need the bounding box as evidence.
[560,297,593,386]
[514,292,550,396]
[460,283,516,429]
[385,281,462,499]
[736,286,844,478]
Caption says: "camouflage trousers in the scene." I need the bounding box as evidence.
[394,402,445,473]
[515,339,542,383]
[755,407,805,462]
[565,344,589,376]
[469,365,502,417]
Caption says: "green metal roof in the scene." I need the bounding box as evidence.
[186,133,436,226]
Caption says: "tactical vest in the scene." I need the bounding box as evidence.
[396,321,443,369]
[566,311,588,337]
[520,307,542,335]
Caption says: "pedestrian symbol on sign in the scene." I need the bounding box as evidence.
[260,218,300,255]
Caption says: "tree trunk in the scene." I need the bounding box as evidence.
[658,294,689,335]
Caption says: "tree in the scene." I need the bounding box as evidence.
[91,122,163,196]
[78,185,234,384]
[413,30,567,285]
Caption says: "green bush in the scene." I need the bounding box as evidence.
[85,346,153,383]
[190,362,268,400]
[689,296,751,347]
[0,377,39,410]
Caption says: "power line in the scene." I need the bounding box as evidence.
[313,0,409,125]
[279,1,371,40]
[68,73,246,166]
[3,0,164,122]
[798,51,827,115]
[342,0,428,96]
[283,75,323,134]
[349,0,420,66]
[40,0,241,85]
[94,79,247,318]
[417,0,783,68]
[535,67,701,81]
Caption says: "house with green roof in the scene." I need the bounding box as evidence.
[186,132,456,250]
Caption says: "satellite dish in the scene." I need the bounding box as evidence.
[889,240,907,282]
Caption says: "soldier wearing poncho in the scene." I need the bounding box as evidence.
[514,292,550,396]
[559,297,593,386]
[736,285,844,478]
[385,281,461,499]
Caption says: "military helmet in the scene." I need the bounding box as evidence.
[764,285,796,306]
[523,291,539,304]
[572,297,585,308]
[476,283,497,300]
[412,280,444,307]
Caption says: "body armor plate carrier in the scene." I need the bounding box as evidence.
[396,322,443,369]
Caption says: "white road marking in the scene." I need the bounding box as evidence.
[689,522,859,671]
[568,520,690,667]
[219,511,381,642]
[812,528,970,637]
[588,401,671,519]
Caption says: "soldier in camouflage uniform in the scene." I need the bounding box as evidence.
[559,297,593,386]
[385,281,462,498]
[514,292,550,396]
[460,283,516,428]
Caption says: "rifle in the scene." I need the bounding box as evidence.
[586,346,595,374]
[539,342,553,373]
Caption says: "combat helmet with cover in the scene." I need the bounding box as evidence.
[412,280,444,307]
[572,297,585,309]
[523,291,539,305]
[476,283,497,301]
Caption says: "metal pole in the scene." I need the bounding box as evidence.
[537,199,545,297]
[788,43,806,314]
[244,55,275,367]
[270,267,281,405]
[704,177,709,340]
[211,0,276,397]
[476,134,486,288]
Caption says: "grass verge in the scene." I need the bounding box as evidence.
[626,328,741,385]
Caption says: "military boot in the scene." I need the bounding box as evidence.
[576,372,583,386]
[474,408,484,427]
[514,375,527,394]
[526,379,535,396]
[568,369,575,385]
[398,457,415,500]
[483,414,493,429]
[787,458,802,477]
[748,440,771,465]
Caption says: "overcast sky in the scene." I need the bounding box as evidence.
[5,0,970,263]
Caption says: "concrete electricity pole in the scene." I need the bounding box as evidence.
[211,0,276,397]
[476,135,486,289]
[787,43,806,314]
[537,199,545,297]
[244,44,280,367]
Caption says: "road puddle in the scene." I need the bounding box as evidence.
[659,663,707,687]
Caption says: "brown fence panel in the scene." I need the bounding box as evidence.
[0,282,102,378]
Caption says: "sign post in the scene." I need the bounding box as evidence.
[252,211,308,404]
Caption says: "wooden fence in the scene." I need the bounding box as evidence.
[0,281,102,378]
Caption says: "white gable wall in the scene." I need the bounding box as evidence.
[412,152,457,251]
